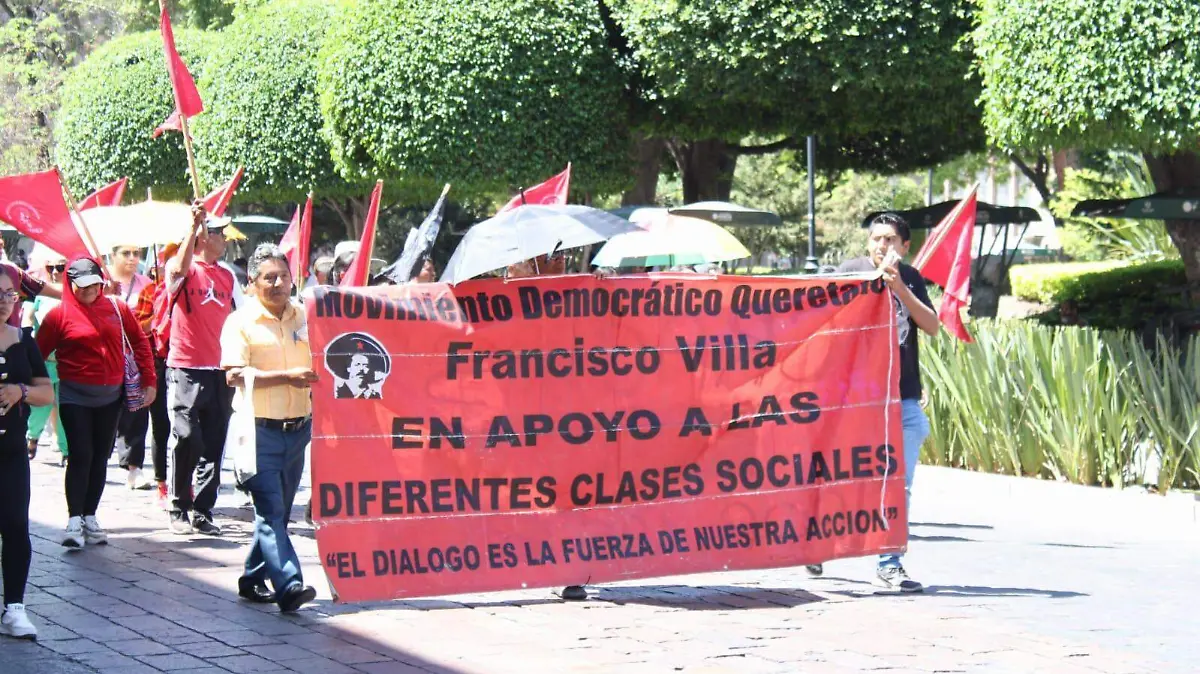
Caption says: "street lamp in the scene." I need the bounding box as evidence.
[804,135,819,273]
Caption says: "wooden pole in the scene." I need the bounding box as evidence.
[55,167,106,262]
[159,0,203,201]
[177,112,203,201]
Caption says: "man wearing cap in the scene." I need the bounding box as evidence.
[164,206,237,536]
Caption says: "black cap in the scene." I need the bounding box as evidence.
[66,258,104,288]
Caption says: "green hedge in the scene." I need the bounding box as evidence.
[1009,261,1127,303]
[1009,259,1189,331]
[921,320,1199,492]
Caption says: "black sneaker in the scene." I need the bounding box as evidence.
[168,510,193,535]
[561,585,587,601]
[192,513,222,537]
[237,577,274,604]
[805,564,824,577]
[278,584,316,613]
[876,565,923,593]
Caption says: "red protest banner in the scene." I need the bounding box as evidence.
[307,273,905,602]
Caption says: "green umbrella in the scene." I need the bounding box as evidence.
[1070,189,1200,220]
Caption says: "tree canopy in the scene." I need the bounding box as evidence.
[975,0,1200,289]
[612,0,983,172]
[191,0,362,204]
[317,0,633,203]
[55,28,216,200]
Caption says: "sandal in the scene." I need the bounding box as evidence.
[27,438,37,460]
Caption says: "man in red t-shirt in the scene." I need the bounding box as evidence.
[164,206,237,536]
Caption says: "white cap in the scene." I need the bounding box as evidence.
[334,241,360,261]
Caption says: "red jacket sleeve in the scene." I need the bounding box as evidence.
[35,306,63,360]
[118,301,157,389]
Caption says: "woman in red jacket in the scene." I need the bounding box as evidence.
[36,258,156,548]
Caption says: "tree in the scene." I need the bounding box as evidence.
[975,0,1200,296]
[608,0,984,202]
[0,0,126,174]
[56,29,217,200]
[122,0,238,30]
[190,0,370,237]
[317,0,633,206]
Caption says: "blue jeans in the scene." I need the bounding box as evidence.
[243,422,310,598]
[879,398,930,570]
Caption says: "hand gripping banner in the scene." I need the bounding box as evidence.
[307,273,905,602]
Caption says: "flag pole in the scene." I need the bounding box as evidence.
[159,0,203,201]
[55,166,106,263]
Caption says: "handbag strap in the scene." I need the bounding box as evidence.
[109,297,134,353]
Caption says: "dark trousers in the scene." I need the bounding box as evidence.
[0,450,31,605]
[115,406,149,471]
[61,400,124,518]
[150,358,170,482]
[169,368,233,516]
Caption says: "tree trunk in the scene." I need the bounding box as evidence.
[622,136,664,206]
[667,139,737,203]
[1143,150,1200,303]
[324,196,371,241]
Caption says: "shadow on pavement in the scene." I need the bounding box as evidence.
[910,521,994,530]
[924,585,1087,598]
[593,584,825,610]
[21,516,467,674]
[1041,542,1118,550]
[909,534,975,543]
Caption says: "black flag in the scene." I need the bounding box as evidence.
[382,184,450,283]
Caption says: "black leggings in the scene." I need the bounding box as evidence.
[61,400,124,518]
[0,450,31,605]
[150,357,170,482]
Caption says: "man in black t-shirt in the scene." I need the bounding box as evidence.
[813,213,940,593]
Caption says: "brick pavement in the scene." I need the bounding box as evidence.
[0,451,1193,674]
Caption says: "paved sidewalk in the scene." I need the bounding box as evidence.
[2,451,1195,674]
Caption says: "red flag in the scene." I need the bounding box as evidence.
[280,194,313,283]
[0,169,91,260]
[496,163,570,214]
[160,3,203,119]
[201,166,243,217]
[152,109,182,139]
[341,181,383,288]
[78,177,128,210]
[912,188,978,342]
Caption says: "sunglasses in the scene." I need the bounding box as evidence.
[117,249,142,258]
[0,291,19,303]
[45,264,66,273]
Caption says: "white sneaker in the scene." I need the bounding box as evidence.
[0,604,37,640]
[128,468,153,491]
[62,516,84,548]
[82,516,107,545]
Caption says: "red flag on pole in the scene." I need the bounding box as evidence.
[0,169,92,260]
[160,3,203,119]
[201,166,243,217]
[78,177,128,210]
[280,194,313,284]
[341,181,383,288]
[912,187,978,342]
[496,163,570,214]
[152,110,182,139]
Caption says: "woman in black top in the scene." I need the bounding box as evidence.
[0,272,55,641]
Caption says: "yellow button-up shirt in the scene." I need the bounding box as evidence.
[220,297,311,419]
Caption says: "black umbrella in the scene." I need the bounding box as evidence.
[861,200,1043,229]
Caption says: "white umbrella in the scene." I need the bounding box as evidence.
[592,214,751,268]
[440,205,641,284]
[77,201,241,251]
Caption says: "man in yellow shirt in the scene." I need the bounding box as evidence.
[220,244,318,613]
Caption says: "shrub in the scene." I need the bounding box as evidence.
[1009,259,1189,331]
[1009,261,1127,304]
[56,30,218,200]
[921,319,1199,492]
[317,0,632,201]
